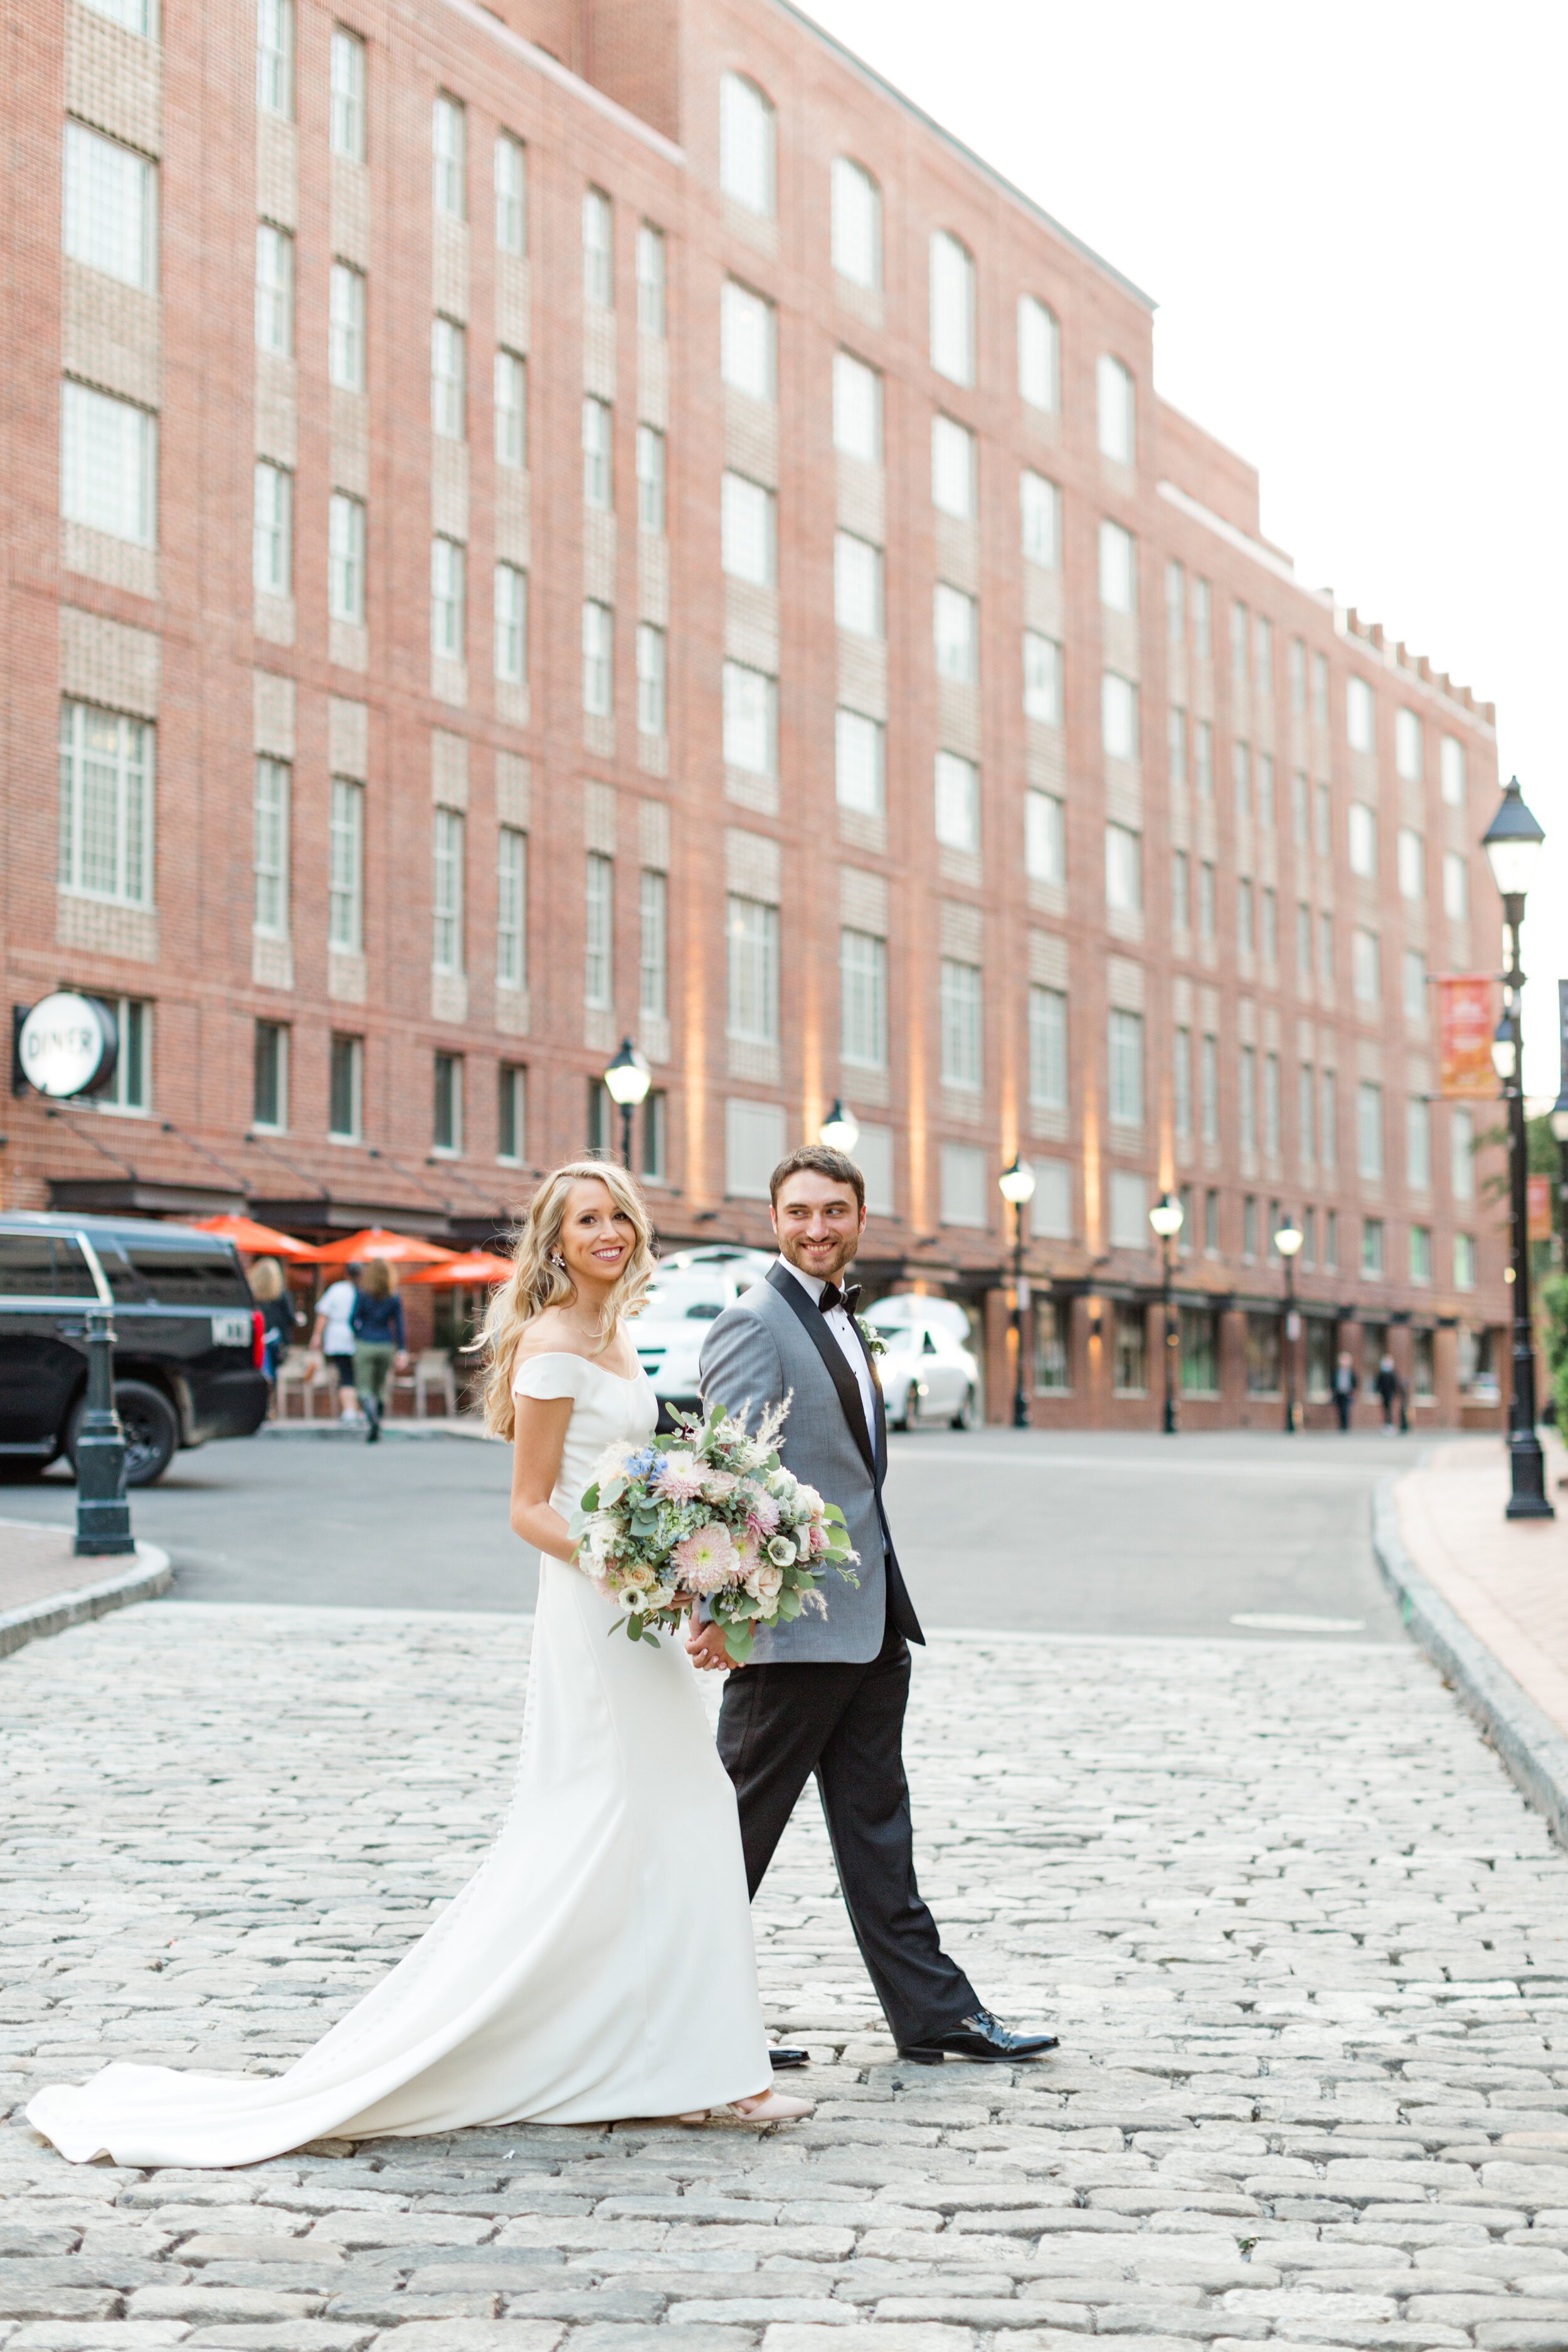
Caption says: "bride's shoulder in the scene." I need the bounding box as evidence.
[511,1312,593,1400]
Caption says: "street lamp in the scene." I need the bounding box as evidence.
[819,1098,859,1154]
[1273,1214,1304,1433]
[1480,776,1554,1520]
[1148,1192,1184,1435]
[998,1155,1036,1430]
[602,1038,650,1172]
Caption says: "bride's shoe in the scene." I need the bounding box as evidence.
[678,2088,813,2124]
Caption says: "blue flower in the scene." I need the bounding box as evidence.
[624,1448,660,1481]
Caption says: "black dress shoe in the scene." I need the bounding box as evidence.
[899,2008,1059,2064]
[768,2047,808,2070]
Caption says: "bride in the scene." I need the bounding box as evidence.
[28,1160,808,2166]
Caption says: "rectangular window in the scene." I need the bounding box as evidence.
[1290,637,1307,712]
[1451,1105,1475,1202]
[1263,1051,1281,1157]
[79,0,151,29]
[934,751,980,853]
[1108,1008,1143,1126]
[1442,850,1469,919]
[1233,739,1251,824]
[1192,576,1212,657]
[61,381,156,544]
[638,867,667,1022]
[939,960,983,1088]
[494,561,526,682]
[253,1019,288,1131]
[494,132,527,254]
[328,492,366,622]
[833,351,882,462]
[328,1032,362,1142]
[721,471,774,585]
[1104,822,1142,912]
[1298,1062,1315,1164]
[433,1051,463,1155]
[1025,788,1065,885]
[1101,673,1138,761]
[255,221,292,353]
[929,230,975,386]
[931,415,977,518]
[432,92,465,219]
[65,122,157,290]
[1257,751,1275,827]
[496,825,526,988]
[1029,986,1067,1110]
[1395,707,1422,781]
[1348,801,1377,876]
[582,186,612,303]
[719,72,775,214]
[840,928,887,1069]
[1113,1302,1148,1395]
[1320,1071,1337,1169]
[1254,614,1273,692]
[1357,1079,1384,1180]
[327,776,363,950]
[1296,901,1313,983]
[1194,718,1213,795]
[328,261,366,391]
[1409,1224,1432,1283]
[430,536,465,660]
[252,460,292,593]
[329,25,366,159]
[497,1062,526,1163]
[1229,600,1248,684]
[724,662,778,776]
[257,0,294,116]
[1361,1216,1384,1278]
[1238,1044,1256,1153]
[1034,1296,1071,1392]
[1352,926,1380,1004]
[1172,848,1190,931]
[1406,1096,1431,1190]
[1402,946,1426,1025]
[635,423,665,532]
[835,707,882,814]
[582,395,613,509]
[1292,770,1310,844]
[1440,736,1467,805]
[1097,353,1135,462]
[1454,1232,1477,1290]
[934,583,978,682]
[252,755,290,936]
[1200,1034,1219,1145]
[720,280,775,400]
[727,896,780,1044]
[835,532,883,638]
[1017,294,1059,411]
[432,315,466,439]
[581,600,613,716]
[1315,780,1331,856]
[635,221,665,333]
[1099,519,1135,612]
[1397,826,1426,900]
[58,700,154,906]
[1018,631,1062,726]
[940,1141,988,1229]
[641,1088,668,1184]
[98,994,150,1112]
[1167,706,1187,787]
[1318,909,1333,986]
[1347,674,1375,752]
[831,156,881,287]
[1173,1024,1192,1136]
[1198,860,1217,941]
[585,853,613,1008]
[432,805,465,973]
[494,349,526,469]
[1180,1306,1218,1395]
[1020,470,1060,568]
[1261,886,1278,965]
[1243,1195,1258,1260]
[636,623,666,735]
[1165,559,1186,646]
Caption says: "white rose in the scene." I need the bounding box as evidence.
[752,1560,785,1603]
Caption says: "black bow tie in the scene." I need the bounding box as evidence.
[818,1281,861,1316]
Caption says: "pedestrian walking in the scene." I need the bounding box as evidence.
[307,1270,361,1422]
[248,1258,300,1398]
[1332,1350,1357,1431]
[1374,1352,1401,1431]
[351,1261,408,1442]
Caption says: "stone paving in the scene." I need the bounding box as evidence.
[5,1599,1568,2351]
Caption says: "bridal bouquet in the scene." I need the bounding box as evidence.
[570,1401,857,1661]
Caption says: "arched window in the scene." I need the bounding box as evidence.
[831,156,881,288]
[719,72,775,216]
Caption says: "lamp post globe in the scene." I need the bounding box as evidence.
[818,1098,859,1154]
[601,1038,651,1171]
[997,1157,1036,1430]
[1480,778,1554,1519]
[1148,1192,1183,1435]
[1273,1216,1304,1434]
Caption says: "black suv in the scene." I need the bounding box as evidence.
[0,1212,270,1485]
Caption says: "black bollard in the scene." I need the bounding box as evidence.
[75,1304,135,1557]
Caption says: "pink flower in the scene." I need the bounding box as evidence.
[746,1493,782,1538]
[808,1520,830,1556]
[672,1522,740,1594]
[702,1468,739,1502]
[658,1452,706,1503]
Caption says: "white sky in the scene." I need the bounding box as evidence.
[801,0,1568,1099]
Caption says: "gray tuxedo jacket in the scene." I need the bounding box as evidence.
[698,1263,924,1665]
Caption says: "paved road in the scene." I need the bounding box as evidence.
[5,1596,1567,2349]
[14,1424,1449,1638]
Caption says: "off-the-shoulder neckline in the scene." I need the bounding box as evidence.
[514,1348,646,1385]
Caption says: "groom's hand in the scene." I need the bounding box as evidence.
[686,1620,736,1671]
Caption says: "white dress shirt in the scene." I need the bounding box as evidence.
[778,1258,878,1444]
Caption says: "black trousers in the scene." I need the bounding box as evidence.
[716,1611,977,2052]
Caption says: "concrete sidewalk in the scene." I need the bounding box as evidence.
[0,1517,172,1658]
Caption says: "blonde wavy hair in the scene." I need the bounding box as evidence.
[479,1159,655,1439]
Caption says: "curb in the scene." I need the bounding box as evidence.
[1371,1474,1568,1850]
[257,1421,495,1443]
[0,1540,173,1662]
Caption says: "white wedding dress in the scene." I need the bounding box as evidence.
[28,1353,772,2166]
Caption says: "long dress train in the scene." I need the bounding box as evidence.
[26,1354,771,2165]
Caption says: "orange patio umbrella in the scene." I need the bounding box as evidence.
[191,1212,314,1259]
[300,1227,460,1267]
[401,1249,514,1288]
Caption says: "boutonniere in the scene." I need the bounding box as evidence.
[856,1314,886,1362]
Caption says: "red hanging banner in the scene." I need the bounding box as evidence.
[1436,975,1497,1099]
[1527,1174,1554,1242]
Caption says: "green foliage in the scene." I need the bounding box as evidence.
[1542,1271,1568,1435]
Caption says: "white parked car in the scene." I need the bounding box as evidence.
[863,1296,980,1431]
[633,1247,773,1428]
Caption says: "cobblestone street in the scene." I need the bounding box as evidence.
[6,1599,1568,2351]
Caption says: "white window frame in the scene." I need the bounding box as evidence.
[585,852,614,1009]
[252,460,292,595]
[635,423,665,533]
[1025,788,1064,884]
[327,776,364,951]
[430,534,465,661]
[58,700,154,907]
[831,156,881,287]
[727,895,780,1046]
[494,349,526,469]
[60,381,157,545]
[1096,353,1135,462]
[1104,822,1142,913]
[1101,672,1138,761]
[638,867,667,1022]
[934,751,979,854]
[1020,469,1060,568]
[255,221,293,354]
[329,26,366,160]
[723,660,777,777]
[721,470,775,586]
[432,805,465,975]
[933,582,978,683]
[253,755,290,937]
[929,230,976,386]
[328,491,366,623]
[834,707,882,814]
[1017,293,1059,411]
[635,622,667,736]
[1022,631,1062,726]
[719,72,775,216]
[938,958,983,1089]
[720,279,775,400]
[931,414,977,519]
[433,92,465,219]
[328,260,366,391]
[636,221,665,334]
[496,826,526,989]
[1107,1009,1144,1127]
[1098,519,1136,613]
[840,928,887,1070]
[582,395,613,509]
[834,531,883,638]
[494,562,526,684]
[1346,674,1375,752]
[582,186,613,305]
[832,351,882,463]
[494,131,527,255]
[64,121,157,291]
[257,0,294,117]
[432,315,466,440]
[1028,985,1067,1110]
[581,601,613,717]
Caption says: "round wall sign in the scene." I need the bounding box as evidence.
[17,992,119,1099]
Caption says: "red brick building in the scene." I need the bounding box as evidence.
[2,0,1509,1426]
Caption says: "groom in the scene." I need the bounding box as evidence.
[688,1144,1057,2067]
